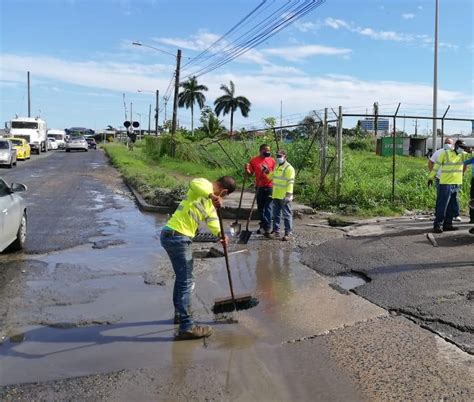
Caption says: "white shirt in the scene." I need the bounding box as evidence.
[429,148,446,179]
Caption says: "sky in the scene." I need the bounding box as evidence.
[1,0,473,135]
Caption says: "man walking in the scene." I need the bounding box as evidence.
[245,144,275,236]
[428,140,473,233]
[264,149,295,241]
[160,176,236,340]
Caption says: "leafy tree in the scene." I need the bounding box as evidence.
[214,80,251,136]
[178,76,208,136]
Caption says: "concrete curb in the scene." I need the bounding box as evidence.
[127,183,313,219]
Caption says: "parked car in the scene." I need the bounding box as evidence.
[0,139,17,168]
[6,138,31,160]
[48,137,59,150]
[86,137,97,150]
[0,177,27,252]
[65,136,88,152]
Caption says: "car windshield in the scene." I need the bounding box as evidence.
[0,142,9,149]
[10,140,22,146]
[48,138,55,141]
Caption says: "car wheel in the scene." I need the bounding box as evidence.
[10,212,27,251]
[8,158,13,168]
[66,149,70,152]
[85,149,88,152]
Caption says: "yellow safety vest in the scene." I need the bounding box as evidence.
[430,150,473,185]
[166,178,220,238]
[270,161,295,200]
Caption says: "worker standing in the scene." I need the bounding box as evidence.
[263,149,295,241]
[245,144,275,237]
[160,176,236,340]
[428,140,473,233]
[464,156,474,224]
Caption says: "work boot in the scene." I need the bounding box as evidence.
[453,216,462,222]
[263,231,272,239]
[175,325,213,340]
[443,225,459,232]
[469,227,474,234]
[282,233,292,241]
[433,226,443,234]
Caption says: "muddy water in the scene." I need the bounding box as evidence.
[0,193,384,399]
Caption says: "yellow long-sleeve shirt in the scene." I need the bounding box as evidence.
[166,178,220,238]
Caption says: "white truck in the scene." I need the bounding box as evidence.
[47,129,67,149]
[6,117,48,154]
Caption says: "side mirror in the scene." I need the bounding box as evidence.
[11,183,27,192]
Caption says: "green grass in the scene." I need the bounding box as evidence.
[103,139,472,217]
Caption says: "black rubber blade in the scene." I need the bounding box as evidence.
[212,295,259,314]
[237,230,252,244]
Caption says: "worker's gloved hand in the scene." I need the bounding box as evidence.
[283,193,293,204]
[245,163,251,175]
[427,179,433,188]
[220,234,229,247]
[209,194,224,209]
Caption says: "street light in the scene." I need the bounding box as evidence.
[133,41,182,155]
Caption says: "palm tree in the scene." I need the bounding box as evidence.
[178,76,208,136]
[214,81,251,136]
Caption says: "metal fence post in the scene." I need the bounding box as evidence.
[320,108,328,189]
[337,106,343,197]
[392,103,401,202]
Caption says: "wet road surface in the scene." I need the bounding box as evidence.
[0,150,473,400]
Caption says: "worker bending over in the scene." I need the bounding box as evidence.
[160,176,236,340]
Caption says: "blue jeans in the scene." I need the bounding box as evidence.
[272,199,292,234]
[435,178,460,216]
[256,187,273,232]
[160,229,194,332]
[434,184,460,228]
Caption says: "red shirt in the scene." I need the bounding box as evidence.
[248,156,275,187]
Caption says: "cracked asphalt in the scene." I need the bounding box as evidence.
[0,149,473,400]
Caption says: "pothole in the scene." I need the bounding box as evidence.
[332,272,369,291]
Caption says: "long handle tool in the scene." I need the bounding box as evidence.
[237,189,258,245]
[230,174,246,236]
[213,209,258,314]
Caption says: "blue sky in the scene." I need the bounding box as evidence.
[1,0,473,134]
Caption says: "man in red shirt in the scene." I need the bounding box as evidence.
[245,144,276,237]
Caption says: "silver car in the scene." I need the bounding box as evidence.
[0,177,27,252]
[65,136,89,152]
[0,139,17,168]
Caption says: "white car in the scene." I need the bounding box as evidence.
[65,136,88,152]
[0,139,17,168]
[0,177,27,252]
[48,137,59,150]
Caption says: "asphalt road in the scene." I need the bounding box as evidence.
[301,217,474,353]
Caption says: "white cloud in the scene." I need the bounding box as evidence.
[402,13,415,20]
[324,18,350,30]
[294,21,321,32]
[2,53,471,132]
[263,45,352,61]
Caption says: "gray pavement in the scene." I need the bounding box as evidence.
[301,217,474,353]
[0,149,473,400]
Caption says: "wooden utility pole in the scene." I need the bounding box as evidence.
[171,49,182,156]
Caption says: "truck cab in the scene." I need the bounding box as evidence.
[6,117,48,154]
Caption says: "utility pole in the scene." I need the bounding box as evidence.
[171,49,182,156]
[373,102,379,137]
[155,90,159,136]
[432,0,439,154]
[280,100,283,139]
[122,93,127,120]
[163,96,169,123]
[148,104,151,135]
[414,119,418,136]
[27,71,31,117]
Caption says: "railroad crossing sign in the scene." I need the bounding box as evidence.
[123,121,140,128]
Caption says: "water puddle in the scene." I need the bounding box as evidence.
[333,273,368,291]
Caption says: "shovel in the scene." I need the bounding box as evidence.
[230,174,247,236]
[237,189,258,245]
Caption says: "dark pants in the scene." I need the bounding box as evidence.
[434,184,460,228]
[470,177,474,222]
[256,186,272,232]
